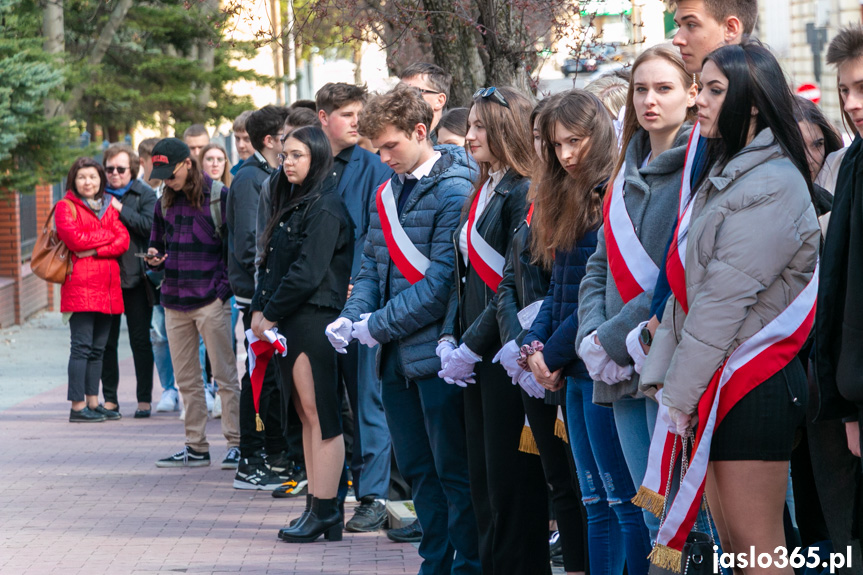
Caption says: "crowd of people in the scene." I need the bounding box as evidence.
[50,0,863,572]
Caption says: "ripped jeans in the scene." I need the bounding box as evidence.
[566,377,651,575]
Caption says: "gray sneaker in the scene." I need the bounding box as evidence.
[155,446,210,468]
[233,458,284,490]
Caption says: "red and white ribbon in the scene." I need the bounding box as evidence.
[665,123,701,314]
[245,328,288,431]
[603,164,660,303]
[644,266,818,571]
[376,179,431,285]
[467,179,505,292]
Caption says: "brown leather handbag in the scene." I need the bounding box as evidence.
[31,199,76,284]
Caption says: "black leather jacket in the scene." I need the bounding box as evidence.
[252,181,354,322]
[442,169,530,355]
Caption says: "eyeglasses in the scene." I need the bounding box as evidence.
[414,87,442,96]
[164,162,184,181]
[278,152,308,165]
[105,166,129,174]
[203,157,226,164]
[473,87,510,108]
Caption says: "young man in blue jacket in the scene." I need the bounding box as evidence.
[226,104,291,490]
[326,84,480,574]
[313,83,394,531]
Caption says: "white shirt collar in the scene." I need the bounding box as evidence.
[488,167,507,193]
[398,151,442,183]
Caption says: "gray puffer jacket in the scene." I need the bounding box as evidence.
[577,125,692,405]
[639,129,820,416]
[341,146,474,380]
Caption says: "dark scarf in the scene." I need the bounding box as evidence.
[106,181,134,199]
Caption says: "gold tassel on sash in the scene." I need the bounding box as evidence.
[648,543,683,573]
[554,406,568,443]
[632,485,665,517]
[518,415,540,455]
[255,413,264,432]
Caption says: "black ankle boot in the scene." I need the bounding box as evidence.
[286,494,312,528]
[277,497,342,543]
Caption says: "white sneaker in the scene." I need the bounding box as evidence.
[179,408,186,421]
[212,395,222,419]
[205,386,215,413]
[155,388,179,412]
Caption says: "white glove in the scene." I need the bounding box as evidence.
[436,340,457,368]
[492,340,522,380]
[578,331,611,381]
[626,321,649,374]
[517,370,546,399]
[438,343,481,387]
[599,359,634,386]
[668,406,695,436]
[325,317,353,354]
[350,313,380,348]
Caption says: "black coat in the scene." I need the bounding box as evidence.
[442,169,529,355]
[115,179,156,290]
[252,179,354,322]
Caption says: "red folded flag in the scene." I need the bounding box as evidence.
[244,328,287,431]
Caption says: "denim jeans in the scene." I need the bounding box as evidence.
[567,377,651,575]
[150,304,176,392]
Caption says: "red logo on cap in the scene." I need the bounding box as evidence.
[153,154,169,165]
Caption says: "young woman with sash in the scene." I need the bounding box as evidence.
[639,43,820,570]
[437,87,549,574]
[494,99,587,575]
[575,45,697,541]
[522,89,650,575]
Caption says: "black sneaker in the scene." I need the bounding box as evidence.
[346,495,388,532]
[69,407,106,423]
[386,519,422,543]
[155,446,210,468]
[94,404,121,420]
[234,457,284,490]
[549,530,563,566]
[221,446,241,470]
[264,451,293,474]
[272,466,308,498]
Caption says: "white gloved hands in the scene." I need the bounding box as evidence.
[492,340,545,399]
[325,317,353,354]
[626,321,649,374]
[438,343,481,387]
[351,313,380,348]
[578,330,611,381]
[668,406,696,436]
[599,360,634,386]
[436,340,457,368]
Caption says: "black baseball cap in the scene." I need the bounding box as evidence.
[150,138,191,180]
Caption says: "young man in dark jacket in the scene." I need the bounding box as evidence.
[226,104,291,490]
[314,82,394,530]
[327,84,480,574]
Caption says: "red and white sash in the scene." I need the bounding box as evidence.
[603,164,660,304]
[467,179,505,292]
[640,268,818,572]
[665,123,701,313]
[376,179,431,285]
[245,328,288,432]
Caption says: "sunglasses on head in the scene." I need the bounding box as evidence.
[105,166,129,174]
[473,87,509,108]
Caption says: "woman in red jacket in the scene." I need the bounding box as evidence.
[56,157,130,423]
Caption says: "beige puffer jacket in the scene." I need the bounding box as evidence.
[639,129,820,416]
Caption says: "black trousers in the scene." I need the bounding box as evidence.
[68,312,113,402]
[464,355,550,575]
[238,304,289,458]
[522,392,587,573]
[101,282,154,405]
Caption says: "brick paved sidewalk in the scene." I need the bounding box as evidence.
[0,321,422,575]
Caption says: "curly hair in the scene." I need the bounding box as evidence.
[358,84,434,140]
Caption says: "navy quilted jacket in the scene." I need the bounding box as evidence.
[525,227,599,378]
[341,146,474,380]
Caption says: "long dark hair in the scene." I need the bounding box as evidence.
[260,126,334,259]
[703,42,814,198]
[793,96,843,160]
[161,156,205,210]
[530,90,616,268]
[66,157,107,201]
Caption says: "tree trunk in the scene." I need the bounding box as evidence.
[63,0,134,116]
[421,0,485,107]
[196,0,220,115]
[475,0,533,96]
[42,0,65,118]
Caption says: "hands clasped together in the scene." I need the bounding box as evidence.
[325,314,380,355]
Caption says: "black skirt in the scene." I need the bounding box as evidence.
[710,358,808,461]
[274,305,343,440]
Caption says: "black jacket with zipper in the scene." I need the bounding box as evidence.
[115,179,156,290]
[442,169,529,355]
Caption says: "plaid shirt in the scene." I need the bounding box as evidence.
[149,175,232,311]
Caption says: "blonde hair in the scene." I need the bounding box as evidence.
[585,71,630,119]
